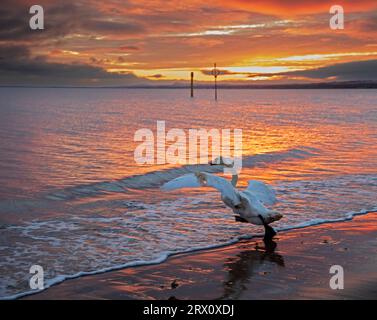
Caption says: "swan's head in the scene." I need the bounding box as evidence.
[209,156,234,168]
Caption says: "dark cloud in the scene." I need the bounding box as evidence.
[349,14,377,32]
[0,1,144,42]
[148,74,164,78]
[119,45,140,51]
[0,2,83,41]
[284,59,377,81]
[247,73,280,78]
[0,45,29,60]
[199,60,377,82]
[201,69,239,76]
[84,19,145,35]
[201,69,270,78]
[0,45,147,86]
[0,8,30,40]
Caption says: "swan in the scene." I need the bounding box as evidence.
[161,159,283,240]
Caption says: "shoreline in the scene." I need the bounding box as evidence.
[23,212,377,300]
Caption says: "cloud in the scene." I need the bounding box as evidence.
[0,45,148,86]
[199,59,377,82]
[84,19,145,35]
[222,0,377,15]
[0,1,144,43]
[1,0,377,84]
[201,69,239,76]
[348,14,377,32]
[0,2,83,42]
[283,59,377,81]
[148,74,165,78]
[119,45,140,51]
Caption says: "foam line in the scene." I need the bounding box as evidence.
[3,206,375,301]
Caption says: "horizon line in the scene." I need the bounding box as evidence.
[1,80,377,89]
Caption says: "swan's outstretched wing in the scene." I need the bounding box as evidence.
[246,180,277,205]
[162,172,241,206]
[161,173,202,190]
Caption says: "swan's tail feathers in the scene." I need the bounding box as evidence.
[246,180,277,205]
[265,210,283,224]
[161,173,202,191]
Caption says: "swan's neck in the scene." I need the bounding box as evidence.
[231,174,238,187]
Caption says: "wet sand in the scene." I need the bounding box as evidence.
[24,212,377,300]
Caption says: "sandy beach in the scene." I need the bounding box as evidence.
[24,212,377,300]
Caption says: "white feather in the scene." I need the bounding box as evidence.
[201,173,241,206]
[246,180,277,205]
[161,173,201,191]
[161,173,241,206]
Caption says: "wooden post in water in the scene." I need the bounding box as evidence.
[190,72,194,98]
[212,63,219,101]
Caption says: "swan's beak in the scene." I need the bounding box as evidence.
[209,160,233,167]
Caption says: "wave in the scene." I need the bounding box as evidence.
[3,206,375,301]
[44,147,318,201]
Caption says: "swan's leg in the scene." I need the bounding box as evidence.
[258,214,277,240]
[234,215,248,223]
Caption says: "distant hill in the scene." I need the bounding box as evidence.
[1,81,377,89]
[141,80,377,89]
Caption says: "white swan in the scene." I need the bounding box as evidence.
[161,165,283,240]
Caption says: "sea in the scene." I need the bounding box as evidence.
[0,88,376,298]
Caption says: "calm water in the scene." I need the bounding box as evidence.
[0,88,376,298]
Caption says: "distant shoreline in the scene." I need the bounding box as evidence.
[1,81,377,90]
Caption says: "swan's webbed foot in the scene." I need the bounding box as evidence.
[258,214,277,240]
[234,215,248,223]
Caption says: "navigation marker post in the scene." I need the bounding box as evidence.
[190,72,194,98]
[211,63,220,101]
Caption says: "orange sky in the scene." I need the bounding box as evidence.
[1,0,377,85]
